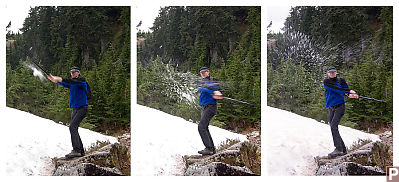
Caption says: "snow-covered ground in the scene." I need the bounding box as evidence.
[266,106,380,176]
[4,107,118,176]
[132,104,247,176]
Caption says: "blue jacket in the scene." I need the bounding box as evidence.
[197,76,220,106]
[323,77,350,107]
[58,77,89,108]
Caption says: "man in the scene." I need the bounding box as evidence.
[323,66,358,158]
[47,66,89,158]
[197,67,223,155]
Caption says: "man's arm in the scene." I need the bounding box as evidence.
[197,78,223,99]
[323,79,351,92]
[47,74,62,83]
[324,85,350,95]
[211,78,221,91]
[324,78,358,98]
[62,77,86,84]
[198,87,215,94]
[197,82,220,91]
[209,78,222,99]
[47,75,87,89]
[198,87,223,99]
[48,74,71,88]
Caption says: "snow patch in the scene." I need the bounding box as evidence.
[266,106,380,175]
[5,107,118,176]
[132,104,247,175]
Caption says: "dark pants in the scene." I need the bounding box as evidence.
[70,106,88,154]
[328,104,346,152]
[198,104,217,150]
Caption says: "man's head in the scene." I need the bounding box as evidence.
[70,66,80,78]
[327,66,337,78]
[199,67,210,78]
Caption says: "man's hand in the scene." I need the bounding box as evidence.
[348,90,359,99]
[47,74,55,83]
[213,91,223,99]
[47,74,62,83]
[348,93,359,99]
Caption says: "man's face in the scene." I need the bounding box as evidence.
[200,70,210,78]
[327,71,337,78]
[71,71,80,78]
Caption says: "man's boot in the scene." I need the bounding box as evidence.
[65,150,83,158]
[198,148,215,155]
[328,148,345,158]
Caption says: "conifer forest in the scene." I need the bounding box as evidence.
[267,7,393,132]
[137,6,261,131]
[6,6,131,134]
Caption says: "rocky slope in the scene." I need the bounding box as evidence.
[52,133,131,176]
[183,130,261,176]
[315,131,392,176]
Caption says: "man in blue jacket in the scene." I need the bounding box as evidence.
[48,66,89,158]
[323,66,358,158]
[197,67,223,155]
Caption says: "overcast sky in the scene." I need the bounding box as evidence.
[136,6,293,33]
[135,4,162,32]
[267,6,292,33]
[5,4,32,33]
[133,4,161,32]
[5,4,292,34]
[5,4,161,33]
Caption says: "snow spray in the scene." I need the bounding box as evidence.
[24,62,47,81]
[26,47,48,81]
[162,64,199,105]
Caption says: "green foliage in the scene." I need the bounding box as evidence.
[6,6,130,134]
[267,59,323,119]
[80,118,97,131]
[285,7,374,46]
[344,50,392,132]
[210,118,227,129]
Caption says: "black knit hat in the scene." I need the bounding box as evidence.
[327,66,337,73]
[199,67,209,73]
[70,66,80,72]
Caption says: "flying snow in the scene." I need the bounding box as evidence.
[25,63,47,81]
